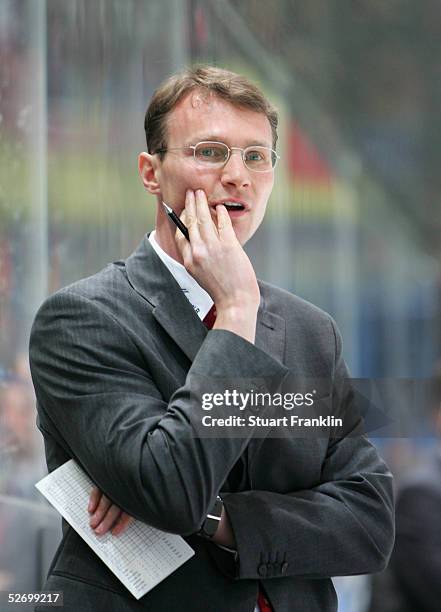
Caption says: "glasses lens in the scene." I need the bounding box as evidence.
[244,146,276,171]
[194,142,229,165]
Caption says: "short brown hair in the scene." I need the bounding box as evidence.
[144,65,278,158]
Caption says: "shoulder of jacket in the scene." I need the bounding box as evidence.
[45,261,128,304]
[258,279,335,326]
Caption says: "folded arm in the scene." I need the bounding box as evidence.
[29,289,288,535]
[210,317,395,580]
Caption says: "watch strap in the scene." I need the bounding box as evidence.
[197,495,223,539]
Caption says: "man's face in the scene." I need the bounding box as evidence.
[154,91,275,246]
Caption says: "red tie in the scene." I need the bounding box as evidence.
[202,305,217,329]
[257,589,273,612]
[203,303,273,612]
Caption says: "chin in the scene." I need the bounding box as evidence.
[234,221,256,243]
[234,229,251,246]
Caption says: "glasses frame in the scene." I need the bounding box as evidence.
[155,140,280,173]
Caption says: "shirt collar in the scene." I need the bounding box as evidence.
[149,230,213,320]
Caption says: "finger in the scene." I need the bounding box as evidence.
[89,493,112,529]
[195,189,217,240]
[215,204,236,242]
[184,189,201,243]
[93,505,123,536]
[111,512,134,536]
[88,486,101,514]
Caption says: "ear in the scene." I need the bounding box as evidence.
[138,152,161,194]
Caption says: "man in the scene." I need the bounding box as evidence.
[29,66,394,611]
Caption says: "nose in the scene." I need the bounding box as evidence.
[220,150,251,189]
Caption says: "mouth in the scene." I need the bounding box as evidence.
[210,199,248,216]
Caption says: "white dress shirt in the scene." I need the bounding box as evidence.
[149,231,213,320]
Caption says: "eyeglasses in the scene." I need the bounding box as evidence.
[155,141,280,172]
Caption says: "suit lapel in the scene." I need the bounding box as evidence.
[152,295,208,362]
[125,235,286,365]
[256,294,286,364]
[125,236,208,362]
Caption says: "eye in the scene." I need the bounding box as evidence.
[246,149,264,162]
[195,143,228,162]
[243,147,274,171]
[200,147,216,157]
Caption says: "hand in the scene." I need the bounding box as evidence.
[175,189,260,343]
[88,486,134,536]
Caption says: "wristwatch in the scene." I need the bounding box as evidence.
[197,495,223,539]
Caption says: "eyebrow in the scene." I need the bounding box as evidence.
[186,135,272,148]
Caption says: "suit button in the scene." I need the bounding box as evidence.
[281,562,289,574]
[258,564,267,578]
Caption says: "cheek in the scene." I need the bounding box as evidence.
[264,175,275,196]
[255,178,273,214]
[188,166,219,191]
[163,163,217,193]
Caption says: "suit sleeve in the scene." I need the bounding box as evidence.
[29,289,288,535]
[213,317,395,580]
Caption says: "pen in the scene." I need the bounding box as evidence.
[161,201,190,241]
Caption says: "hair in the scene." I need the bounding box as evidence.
[144,65,278,159]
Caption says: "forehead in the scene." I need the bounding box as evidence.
[165,91,273,147]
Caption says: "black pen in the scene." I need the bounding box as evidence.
[161,201,190,241]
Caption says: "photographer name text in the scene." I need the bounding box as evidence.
[201,415,342,428]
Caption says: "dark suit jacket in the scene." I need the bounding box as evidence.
[388,451,441,612]
[29,235,394,611]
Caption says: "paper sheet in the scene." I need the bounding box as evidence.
[35,460,194,599]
